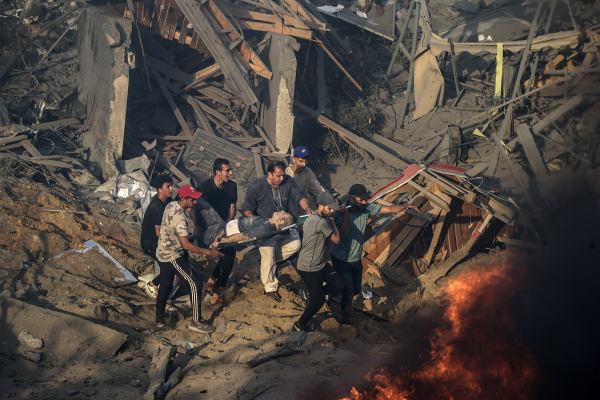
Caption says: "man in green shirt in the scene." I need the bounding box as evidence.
[332,184,419,325]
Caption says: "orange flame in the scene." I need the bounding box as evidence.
[342,254,539,400]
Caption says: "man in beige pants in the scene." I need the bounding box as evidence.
[241,160,312,301]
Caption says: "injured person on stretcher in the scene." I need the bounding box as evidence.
[191,197,294,249]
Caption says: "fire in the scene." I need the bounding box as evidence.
[342,253,539,400]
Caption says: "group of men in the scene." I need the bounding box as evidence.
[140,146,418,334]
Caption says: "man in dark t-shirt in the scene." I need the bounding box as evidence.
[140,174,173,298]
[191,158,238,305]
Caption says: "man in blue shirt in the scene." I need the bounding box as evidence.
[242,160,312,301]
[332,184,419,325]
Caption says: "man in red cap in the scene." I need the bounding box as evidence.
[155,184,223,333]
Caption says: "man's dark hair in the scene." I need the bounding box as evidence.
[213,158,230,174]
[153,174,173,190]
[267,160,287,174]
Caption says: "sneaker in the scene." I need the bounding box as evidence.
[145,282,158,299]
[188,321,216,334]
[292,321,305,332]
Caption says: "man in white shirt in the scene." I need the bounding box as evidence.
[285,146,326,217]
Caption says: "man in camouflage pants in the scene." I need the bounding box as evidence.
[155,185,223,333]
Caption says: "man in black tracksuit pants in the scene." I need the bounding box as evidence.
[292,192,345,332]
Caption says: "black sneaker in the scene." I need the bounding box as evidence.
[292,321,305,332]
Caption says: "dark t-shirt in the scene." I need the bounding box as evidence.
[141,194,173,256]
[198,178,238,221]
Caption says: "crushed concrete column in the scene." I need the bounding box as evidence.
[261,34,299,153]
[77,8,132,179]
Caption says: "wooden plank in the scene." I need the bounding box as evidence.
[418,170,459,196]
[516,124,548,177]
[294,102,406,170]
[149,63,193,137]
[466,162,489,177]
[20,140,43,158]
[373,201,433,267]
[204,0,273,79]
[296,0,351,54]
[178,16,189,44]
[226,19,313,39]
[486,147,500,177]
[433,211,493,281]
[31,118,80,131]
[532,95,584,134]
[0,135,28,146]
[179,93,216,136]
[317,47,325,113]
[318,42,362,91]
[371,134,413,163]
[175,0,259,104]
[255,125,277,152]
[406,180,450,212]
[424,208,448,265]
[381,204,441,269]
[195,63,221,80]
[454,204,465,249]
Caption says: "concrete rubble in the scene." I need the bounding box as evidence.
[0,0,599,398]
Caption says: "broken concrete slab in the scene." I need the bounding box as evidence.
[260,34,299,153]
[77,8,132,179]
[1,298,127,365]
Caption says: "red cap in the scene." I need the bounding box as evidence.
[178,184,202,199]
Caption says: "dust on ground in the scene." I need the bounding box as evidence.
[0,173,499,399]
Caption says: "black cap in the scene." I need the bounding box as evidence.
[348,184,370,201]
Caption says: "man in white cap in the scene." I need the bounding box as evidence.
[285,146,326,217]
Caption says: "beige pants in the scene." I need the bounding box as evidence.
[258,232,301,292]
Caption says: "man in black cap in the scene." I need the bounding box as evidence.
[285,146,326,217]
[331,184,419,325]
[293,191,345,332]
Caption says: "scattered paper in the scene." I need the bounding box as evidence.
[54,240,137,283]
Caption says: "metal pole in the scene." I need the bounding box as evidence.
[398,1,420,127]
[385,0,415,80]
[526,0,557,93]
[449,39,460,97]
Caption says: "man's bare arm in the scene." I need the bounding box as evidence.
[228,203,236,221]
[243,210,255,217]
[179,236,223,258]
[155,225,161,238]
[379,204,419,215]
[299,198,312,214]
[329,217,341,244]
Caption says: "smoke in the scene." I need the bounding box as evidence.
[510,176,600,400]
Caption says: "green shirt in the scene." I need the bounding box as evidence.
[331,203,382,263]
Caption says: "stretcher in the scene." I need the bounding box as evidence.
[218,215,309,249]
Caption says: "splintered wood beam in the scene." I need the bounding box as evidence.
[225,19,313,39]
[204,0,273,79]
[175,0,258,104]
[149,63,193,137]
[423,208,448,266]
[515,124,548,178]
[318,42,362,91]
[406,180,451,212]
[195,63,221,80]
[294,101,406,170]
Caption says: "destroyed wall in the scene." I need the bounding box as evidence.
[77,7,131,179]
[261,34,299,153]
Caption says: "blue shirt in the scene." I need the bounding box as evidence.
[241,175,306,219]
[331,203,382,263]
